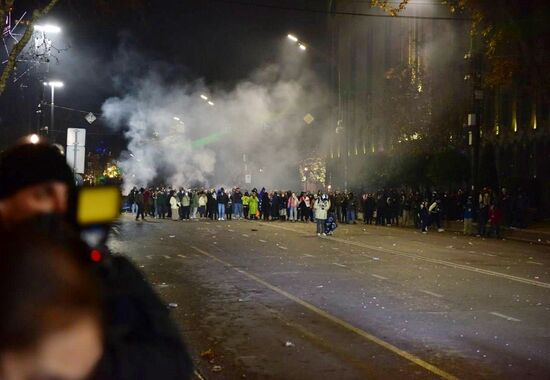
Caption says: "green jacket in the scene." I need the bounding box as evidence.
[191,193,199,207]
[248,196,258,215]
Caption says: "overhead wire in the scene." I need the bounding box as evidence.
[208,0,471,21]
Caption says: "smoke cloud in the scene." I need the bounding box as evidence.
[102,48,330,192]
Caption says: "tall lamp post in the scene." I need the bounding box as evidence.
[43,81,63,138]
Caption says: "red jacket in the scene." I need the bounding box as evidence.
[489,207,502,225]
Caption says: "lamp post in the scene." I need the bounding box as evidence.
[43,81,63,137]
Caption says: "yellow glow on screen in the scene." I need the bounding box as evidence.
[77,187,121,225]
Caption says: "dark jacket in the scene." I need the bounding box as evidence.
[91,254,193,380]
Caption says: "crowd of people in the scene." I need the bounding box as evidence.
[127,185,530,239]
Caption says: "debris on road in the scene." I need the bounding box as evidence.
[200,349,215,361]
[284,341,295,347]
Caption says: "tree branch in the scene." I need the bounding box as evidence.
[0,0,60,96]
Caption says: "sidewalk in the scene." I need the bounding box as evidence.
[443,220,550,245]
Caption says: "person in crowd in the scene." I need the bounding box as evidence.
[463,196,474,235]
[314,194,330,236]
[226,189,233,221]
[169,191,180,221]
[299,192,310,222]
[233,187,243,219]
[0,227,103,380]
[0,141,193,380]
[428,196,444,232]
[489,203,503,239]
[248,191,259,220]
[135,188,146,221]
[334,191,343,223]
[261,190,271,221]
[191,190,199,219]
[198,191,207,218]
[157,188,167,219]
[477,188,490,236]
[400,192,411,227]
[181,190,191,220]
[128,187,137,214]
[419,201,429,234]
[217,187,228,221]
[242,191,250,219]
[288,192,299,222]
[207,190,217,220]
[346,192,357,224]
[144,187,151,216]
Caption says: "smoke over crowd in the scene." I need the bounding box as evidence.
[101,46,330,192]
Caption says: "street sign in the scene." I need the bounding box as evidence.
[66,145,86,174]
[67,128,86,146]
[67,128,86,174]
[85,112,97,124]
[245,174,252,184]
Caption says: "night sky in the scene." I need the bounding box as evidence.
[0,0,331,152]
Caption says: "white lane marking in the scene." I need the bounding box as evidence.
[278,246,288,250]
[489,312,521,322]
[420,290,444,298]
[303,254,315,258]
[189,245,458,380]
[258,222,550,289]
[177,254,187,259]
[242,234,249,237]
[146,255,153,259]
[194,369,206,380]
[163,255,171,259]
[259,239,267,243]
[228,229,235,232]
[333,262,347,268]
[479,252,497,257]
[527,260,543,266]
[371,274,388,280]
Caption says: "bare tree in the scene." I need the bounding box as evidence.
[0,0,60,96]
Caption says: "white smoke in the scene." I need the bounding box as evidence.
[102,58,330,192]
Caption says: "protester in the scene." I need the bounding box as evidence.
[314,194,330,236]
[463,196,474,235]
[0,227,103,380]
[0,141,193,380]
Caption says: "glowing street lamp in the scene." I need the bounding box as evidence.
[200,94,208,100]
[207,101,215,106]
[173,116,180,121]
[298,43,307,51]
[29,134,40,144]
[287,34,298,42]
[34,24,61,33]
[44,81,64,136]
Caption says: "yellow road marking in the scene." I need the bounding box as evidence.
[190,245,458,380]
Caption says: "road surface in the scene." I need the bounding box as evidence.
[109,214,550,379]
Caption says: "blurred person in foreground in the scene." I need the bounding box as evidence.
[0,140,193,380]
[0,227,103,380]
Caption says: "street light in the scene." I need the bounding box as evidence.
[207,101,215,106]
[200,94,208,100]
[173,116,180,121]
[298,43,307,51]
[29,134,40,144]
[287,34,298,42]
[34,24,61,33]
[44,81,63,137]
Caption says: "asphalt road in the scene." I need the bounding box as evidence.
[109,214,550,380]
